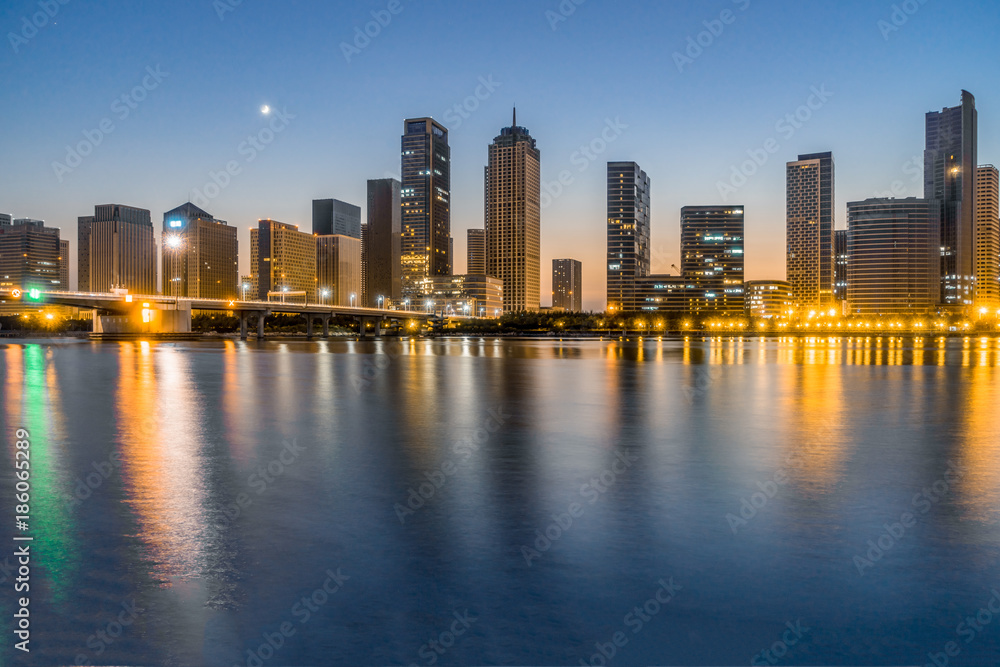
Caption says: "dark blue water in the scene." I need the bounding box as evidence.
[1,336,999,666]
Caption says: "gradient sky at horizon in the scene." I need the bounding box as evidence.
[2,0,998,310]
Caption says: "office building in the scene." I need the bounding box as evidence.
[418,274,503,317]
[745,281,793,319]
[59,240,70,290]
[633,275,694,312]
[0,214,11,226]
[401,117,451,298]
[975,165,999,308]
[552,258,582,312]
[312,199,361,239]
[467,228,486,275]
[925,91,977,307]
[847,198,940,314]
[786,152,835,308]
[485,109,541,312]
[834,229,849,304]
[317,234,362,307]
[250,219,316,302]
[161,202,238,300]
[607,162,651,312]
[78,204,156,294]
[364,178,401,308]
[0,218,66,292]
[681,206,745,313]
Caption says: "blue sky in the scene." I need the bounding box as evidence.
[1,0,998,310]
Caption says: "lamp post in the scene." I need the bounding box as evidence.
[321,289,330,305]
[378,295,384,310]
[242,282,251,301]
[350,293,356,308]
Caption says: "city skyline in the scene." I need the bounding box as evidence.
[2,1,999,311]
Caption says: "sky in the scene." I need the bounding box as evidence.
[1,0,998,311]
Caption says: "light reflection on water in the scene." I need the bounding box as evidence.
[0,335,998,666]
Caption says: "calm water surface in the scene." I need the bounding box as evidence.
[2,336,1000,666]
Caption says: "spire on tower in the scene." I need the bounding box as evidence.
[513,106,517,128]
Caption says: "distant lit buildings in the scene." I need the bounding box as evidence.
[606,161,650,312]
[745,281,792,319]
[681,206,745,313]
[847,198,939,314]
[317,234,361,307]
[0,218,66,292]
[467,228,486,275]
[418,274,503,317]
[250,219,316,302]
[312,199,361,239]
[486,109,541,312]
[78,204,156,294]
[59,240,70,290]
[401,118,451,299]
[786,152,835,308]
[834,229,849,305]
[925,90,977,307]
[634,275,692,312]
[975,165,999,308]
[161,202,238,299]
[552,258,582,312]
[364,178,401,307]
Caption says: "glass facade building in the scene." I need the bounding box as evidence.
[681,206,745,314]
[606,162,650,312]
[364,179,401,308]
[401,118,451,299]
[78,204,156,294]
[161,202,238,300]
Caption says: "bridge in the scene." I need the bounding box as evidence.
[1,288,444,339]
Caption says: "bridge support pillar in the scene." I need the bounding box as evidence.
[257,312,266,340]
[239,312,248,340]
[374,319,382,338]
[306,317,314,339]
[322,316,330,338]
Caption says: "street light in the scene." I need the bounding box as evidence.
[320,289,330,305]
[242,282,251,301]
[165,234,183,298]
[378,295,384,310]
[350,293,356,307]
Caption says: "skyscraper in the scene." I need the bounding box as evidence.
[312,199,362,239]
[161,202,238,300]
[680,206,745,313]
[974,165,999,308]
[834,229,849,305]
[364,178,401,307]
[847,198,940,314]
[250,219,316,302]
[925,90,977,307]
[485,109,541,312]
[0,218,66,292]
[401,118,451,298]
[552,258,582,312]
[59,240,70,290]
[317,235,362,307]
[786,152,835,309]
[467,228,486,275]
[606,162,651,313]
[78,204,156,294]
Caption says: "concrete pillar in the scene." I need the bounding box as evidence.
[239,312,248,340]
[257,312,266,340]
[306,316,314,338]
[374,319,382,337]
[322,316,330,338]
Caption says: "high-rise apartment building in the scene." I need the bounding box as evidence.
[680,206,745,313]
[364,178,402,307]
[312,199,361,239]
[78,204,156,294]
[401,118,451,298]
[250,219,316,302]
[552,258,582,312]
[786,152,835,309]
[834,229,849,305]
[317,235,362,307]
[974,165,999,308]
[59,240,70,290]
[606,162,651,312]
[0,218,66,291]
[0,214,11,226]
[467,228,486,275]
[925,90,977,307]
[161,202,238,300]
[485,110,541,312]
[847,198,940,314]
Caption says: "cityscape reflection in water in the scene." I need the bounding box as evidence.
[0,336,999,666]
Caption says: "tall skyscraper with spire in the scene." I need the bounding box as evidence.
[401,118,451,300]
[485,108,541,312]
[925,90,977,308]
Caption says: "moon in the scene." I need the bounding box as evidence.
[261,105,271,115]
